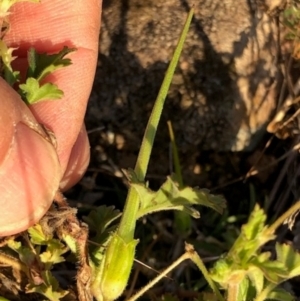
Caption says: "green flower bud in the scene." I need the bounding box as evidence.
[97,233,138,301]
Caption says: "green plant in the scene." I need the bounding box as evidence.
[86,7,226,301]
[0,0,75,104]
[0,3,226,300]
[282,1,300,60]
[167,120,192,236]
[209,202,300,301]
[2,1,300,301]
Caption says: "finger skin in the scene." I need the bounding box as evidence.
[6,0,101,181]
[0,78,61,235]
[60,125,90,191]
[0,0,101,235]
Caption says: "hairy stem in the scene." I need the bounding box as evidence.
[117,8,194,242]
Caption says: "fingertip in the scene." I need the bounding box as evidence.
[0,79,62,236]
[60,125,90,191]
[0,123,61,236]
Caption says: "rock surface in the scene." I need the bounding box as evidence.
[88,0,281,160]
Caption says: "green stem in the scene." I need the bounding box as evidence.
[254,283,276,301]
[128,243,224,301]
[187,244,225,301]
[227,283,239,301]
[167,120,183,187]
[167,120,191,235]
[128,251,191,301]
[117,8,194,242]
[266,200,300,235]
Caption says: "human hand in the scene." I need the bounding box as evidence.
[0,0,101,235]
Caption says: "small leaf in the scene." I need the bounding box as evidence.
[0,40,20,85]
[19,77,63,104]
[26,270,68,300]
[266,287,295,301]
[209,257,233,287]
[83,205,121,244]
[3,65,20,86]
[227,205,275,262]
[7,239,36,267]
[250,253,288,284]
[276,243,300,278]
[17,46,76,103]
[29,224,67,268]
[247,266,265,295]
[133,175,226,219]
[0,0,39,18]
[28,224,53,245]
[27,46,76,81]
[39,240,66,267]
[242,204,267,241]
[0,40,17,70]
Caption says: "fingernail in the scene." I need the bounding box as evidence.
[0,122,62,236]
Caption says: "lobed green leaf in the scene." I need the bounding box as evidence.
[276,243,300,279]
[227,205,275,263]
[266,287,295,301]
[19,77,63,104]
[26,270,68,301]
[83,205,121,244]
[131,174,226,219]
[28,224,53,244]
[26,46,75,81]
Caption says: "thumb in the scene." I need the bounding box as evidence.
[0,78,61,236]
